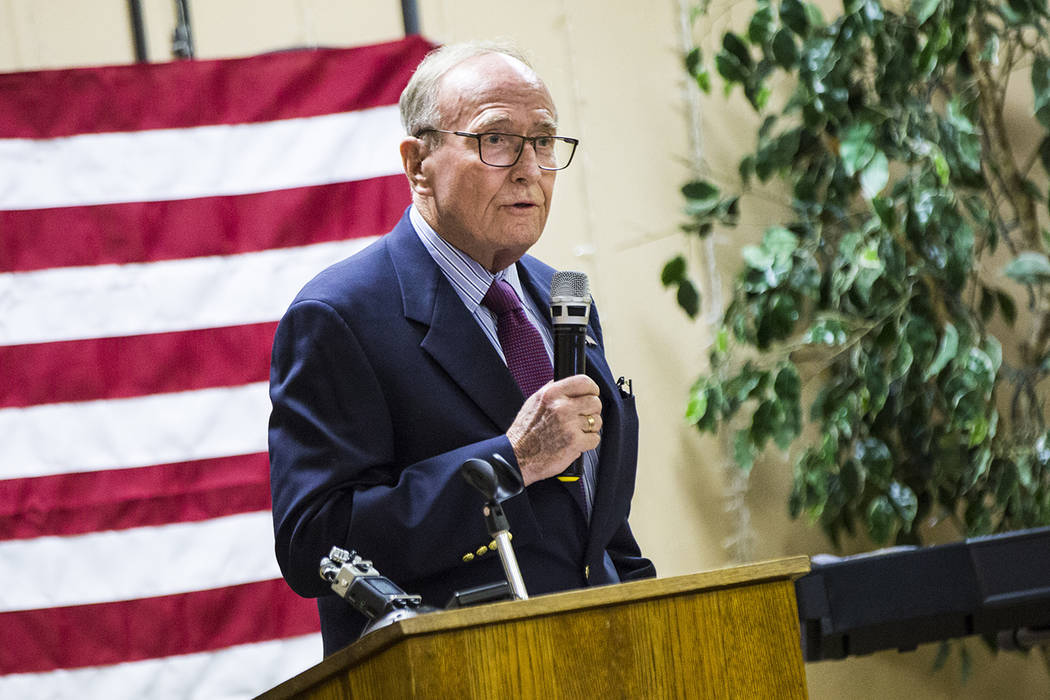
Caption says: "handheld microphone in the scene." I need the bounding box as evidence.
[549,270,591,482]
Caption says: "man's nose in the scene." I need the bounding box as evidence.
[510,140,543,180]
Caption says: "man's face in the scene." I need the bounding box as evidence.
[414,53,559,272]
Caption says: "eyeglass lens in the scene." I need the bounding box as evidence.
[478,134,574,169]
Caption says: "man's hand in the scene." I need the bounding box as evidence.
[507,375,602,486]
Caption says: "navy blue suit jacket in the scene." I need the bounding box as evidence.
[268,210,655,655]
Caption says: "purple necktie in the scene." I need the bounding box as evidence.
[482,278,553,398]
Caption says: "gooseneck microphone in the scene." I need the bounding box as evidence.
[549,271,591,482]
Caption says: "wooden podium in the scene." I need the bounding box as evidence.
[259,556,810,699]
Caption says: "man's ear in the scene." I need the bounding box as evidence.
[400,137,432,196]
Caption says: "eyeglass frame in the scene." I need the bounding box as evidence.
[415,129,579,171]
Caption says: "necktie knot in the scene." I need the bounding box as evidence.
[481,278,522,316]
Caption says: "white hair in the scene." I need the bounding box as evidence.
[398,40,541,138]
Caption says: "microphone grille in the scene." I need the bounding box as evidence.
[551,270,589,298]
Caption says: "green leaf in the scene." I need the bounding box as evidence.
[682,180,719,200]
[1038,137,1050,176]
[742,244,774,271]
[695,67,711,93]
[1033,53,1050,129]
[855,437,893,485]
[715,51,749,84]
[676,279,701,318]
[840,459,865,499]
[931,145,950,186]
[775,363,802,401]
[722,32,753,70]
[840,123,876,176]
[923,323,959,381]
[755,128,802,180]
[979,286,996,321]
[804,1,825,28]
[771,29,799,69]
[857,241,882,270]
[739,154,755,184]
[808,318,848,345]
[685,385,709,425]
[984,335,1003,374]
[911,0,940,24]
[764,226,800,259]
[888,481,919,528]
[661,255,687,286]
[748,4,775,45]
[860,151,890,198]
[780,0,809,35]
[867,496,896,544]
[890,340,914,379]
[1004,251,1050,284]
[685,47,702,76]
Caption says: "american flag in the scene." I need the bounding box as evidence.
[0,35,430,698]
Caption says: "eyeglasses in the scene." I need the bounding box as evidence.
[417,129,579,171]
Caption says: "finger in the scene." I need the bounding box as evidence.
[554,374,600,397]
[580,413,602,434]
[580,431,601,452]
[579,394,602,416]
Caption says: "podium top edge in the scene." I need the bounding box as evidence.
[365,555,810,644]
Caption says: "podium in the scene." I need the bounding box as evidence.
[259,556,810,699]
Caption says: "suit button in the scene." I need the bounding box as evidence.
[476,546,488,557]
[584,565,590,579]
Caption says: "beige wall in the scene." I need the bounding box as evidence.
[3,0,1047,696]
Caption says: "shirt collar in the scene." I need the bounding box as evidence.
[409,205,527,311]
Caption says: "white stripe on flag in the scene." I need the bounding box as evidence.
[0,512,281,611]
[0,633,323,700]
[0,383,269,480]
[0,237,376,346]
[0,106,404,210]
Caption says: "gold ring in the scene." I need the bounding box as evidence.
[586,415,596,430]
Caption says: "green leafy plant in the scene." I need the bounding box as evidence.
[669,0,1050,548]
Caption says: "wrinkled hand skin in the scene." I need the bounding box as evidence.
[507,375,602,486]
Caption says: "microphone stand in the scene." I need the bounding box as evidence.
[460,455,528,600]
[484,500,528,600]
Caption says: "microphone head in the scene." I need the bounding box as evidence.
[550,271,591,327]
[551,271,589,299]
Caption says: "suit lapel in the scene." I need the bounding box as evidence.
[385,214,522,430]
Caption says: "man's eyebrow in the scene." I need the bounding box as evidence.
[473,117,559,134]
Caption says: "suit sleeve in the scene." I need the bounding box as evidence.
[268,298,537,598]
[607,519,656,582]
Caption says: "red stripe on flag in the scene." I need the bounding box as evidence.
[0,36,433,138]
[0,578,320,674]
[0,453,270,540]
[0,324,276,408]
[0,177,408,273]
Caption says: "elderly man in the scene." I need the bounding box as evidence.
[268,41,654,656]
